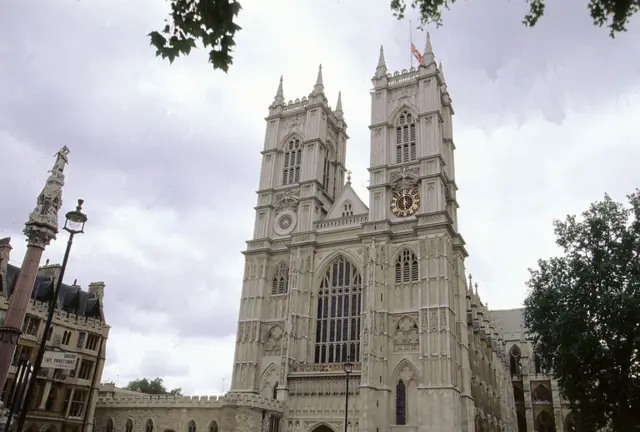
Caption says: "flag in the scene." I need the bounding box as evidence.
[411,43,423,65]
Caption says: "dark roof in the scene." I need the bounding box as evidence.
[3,264,102,320]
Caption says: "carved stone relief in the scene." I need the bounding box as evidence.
[392,315,419,352]
[389,166,420,190]
[274,189,300,212]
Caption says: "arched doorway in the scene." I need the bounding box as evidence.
[311,425,335,432]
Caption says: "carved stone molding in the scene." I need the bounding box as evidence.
[392,315,419,352]
[274,189,300,212]
[389,166,420,190]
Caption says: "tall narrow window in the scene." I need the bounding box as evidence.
[396,380,407,425]
[188,421,196,432]
[394,249,419,283]
[282,138,302,185]
[395,111,416,164]
[322,148,331,190]
[146,419,154,432]
[314,256,362,363]
[125,420,133,432]
[342,201,353,217]
[209,422,218,432]
[106,419,114,432]
[509,345,522,377]
[271,263,289,295]
[272,381,278,400]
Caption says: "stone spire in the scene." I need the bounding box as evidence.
[421,32,435,67]
[25,146,70,248]
[272,75,284,107]
[375,45,387,77]
[335,91,343,119]
[312,64,324,94]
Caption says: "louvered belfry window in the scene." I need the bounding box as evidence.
[272,263,289,295]
[395,249,419,283]
[396,111,417,164]
[283,138,302,185]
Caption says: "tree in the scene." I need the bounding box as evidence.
[523,190,640,431]
[389,0,639,37]
[148,0,638,73]
[125,377,183,396]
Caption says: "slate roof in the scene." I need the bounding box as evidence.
[2,263,102,320]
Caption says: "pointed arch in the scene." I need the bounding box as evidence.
[271,262,289,295]
[280,131,304,150]
[532,383,553,402]
[259,362,279,398]
[395,379,407,425]
[391,358,421,384]
[308,422,338,432]
[393,247,420,284]
[535,410,556,432]
[388,103,420,125]
[341,200,354,217]
[313,250,362,286]
[187,421,196,432]
[208,421,219,432]
[125,419,134,432]
[105,419,114,432]
[145,419,154,432]
[314,254,363,364]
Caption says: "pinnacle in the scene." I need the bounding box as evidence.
[335,91,343,114]
[311,64,325,97]
[272,75,284,107]
[377,45,387,69]
[421,32,435,66]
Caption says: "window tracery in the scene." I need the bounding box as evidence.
[282,138,302,185]
[395,249,419,283]
[396,111,416,164]
[271,262,289,295]
[314,256,362,363]
[509,345,522,376]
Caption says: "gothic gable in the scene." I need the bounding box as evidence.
[324,184,368,220]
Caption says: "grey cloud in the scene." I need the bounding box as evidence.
[139,350,190,378]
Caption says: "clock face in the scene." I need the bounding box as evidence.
[390,188,421,217]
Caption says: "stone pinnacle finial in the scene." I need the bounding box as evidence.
[421,32,435,66]
[335,91,343,118]
[272,75,285,107]
[375,45,388,78]
[24,146,71,248]
[346,170,352,186]
[474,282,479,296]
[311,64,325,98]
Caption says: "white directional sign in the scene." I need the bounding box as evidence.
[42,351,78,370]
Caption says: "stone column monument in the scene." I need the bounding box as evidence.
[0,146,70,390]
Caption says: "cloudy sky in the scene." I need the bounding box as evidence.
[1,0,639,395]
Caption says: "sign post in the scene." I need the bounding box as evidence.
[41,351,78,370]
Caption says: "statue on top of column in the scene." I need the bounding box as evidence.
[24,146,70,247]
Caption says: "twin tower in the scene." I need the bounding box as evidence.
[231,36,514,432]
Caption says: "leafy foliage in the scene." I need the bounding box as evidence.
[125,377,182,396]
[523,190,640,431]
[389,0,639,37]
[148,0,242,72]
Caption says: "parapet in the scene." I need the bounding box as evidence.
[96,392,284,413]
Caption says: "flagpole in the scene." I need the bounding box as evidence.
[409,19,413,68]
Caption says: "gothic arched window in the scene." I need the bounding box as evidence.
[322,147,331,190]
[282,138,302,185]
[106,419,114,432]
[125,420,133,432]
[395,249,419,283]
[509,345,522,377]
[395,380,407,425]
[314,256,362,363]
[535,410,556,432]
[146,419,154,432]
[396,111,416,164]
[209,422,218,432]
[272,381,278,400]
[342,201,353,217]
[188,421,196,432]
[271,263,289,295]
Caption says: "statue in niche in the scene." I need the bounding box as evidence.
[369,238,377,263]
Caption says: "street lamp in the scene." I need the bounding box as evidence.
[15,199,87,432]
[343,356,354,432]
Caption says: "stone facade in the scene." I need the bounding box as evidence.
[0,247,109,432]
[91,39,567,432]
[492,309,578,432]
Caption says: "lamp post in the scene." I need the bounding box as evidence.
[15,199,87,432]
[343,357,353,432]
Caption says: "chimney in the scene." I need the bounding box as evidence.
[88,282,105,301]
[0,238,11,275]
